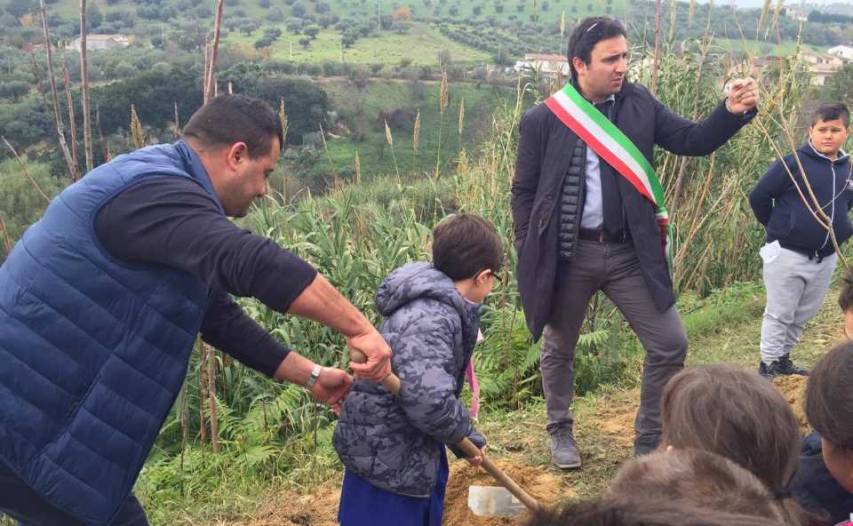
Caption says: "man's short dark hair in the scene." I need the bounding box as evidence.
[432,214,504,281]
[567,17,627,81]
[183,94,283,158]
[811,102,849,127]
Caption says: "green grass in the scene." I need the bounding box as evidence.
[225,23,491,65]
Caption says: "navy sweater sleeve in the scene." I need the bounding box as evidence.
[749,157,794,226]
[95,176,318,377]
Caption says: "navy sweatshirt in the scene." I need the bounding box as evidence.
[95,176,318,377]
[749,143,852,258]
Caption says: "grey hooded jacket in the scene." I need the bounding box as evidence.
[333,262,483,497]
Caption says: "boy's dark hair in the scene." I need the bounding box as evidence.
[838,270,853,312]
[567,17,627,81]
[605,449,785,521]
[811,102,849,127]
[805,342,853,450]
[524,498,781,526]
[183,94,283,158]
[660,365,821,526]
[432,214,504,281]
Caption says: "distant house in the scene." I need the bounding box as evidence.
[828,45,853,62]
[65,34,131,52]
[22,42,48,54]
[514,53,570,79]
[800,51,844,86]
[785,6,810,22]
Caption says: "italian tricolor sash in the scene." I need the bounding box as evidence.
[545,83,672,266]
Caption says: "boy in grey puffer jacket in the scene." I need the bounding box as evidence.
[334,214,504,526]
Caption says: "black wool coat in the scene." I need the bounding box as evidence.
[511,81,755,340]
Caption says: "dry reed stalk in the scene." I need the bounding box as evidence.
[205,344,220,453]
[40,0,77,181]
[2,136,51,203]
[0,214,12,254]
[384,120,401,187]
[80,0,93,171]
[174,102,181,138]
[179,384,189,472]
[412,110,420,154]
[96,104,110,162]
[772,0,784,42]
[198,341,208,444]
[667,0,677,44]
[435,70,449,180]
[354,150,361,184]
[458,97,465,138]
[204,0,225,103]
[130,105,145,149]
[688,0,696,28]
[278,98,288,146]
[757,0,772,36]
[651,0,663,94]
[62,53,79,178]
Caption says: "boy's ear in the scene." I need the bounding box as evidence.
[474,269,492,285]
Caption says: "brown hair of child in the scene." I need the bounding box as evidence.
[660,365,821,525]
[603,448,787,521]
[523,498,781,526]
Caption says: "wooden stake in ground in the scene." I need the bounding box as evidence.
[39,0,78,182]
[79,0,93,171]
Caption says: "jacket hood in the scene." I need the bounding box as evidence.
[375,262,479,320]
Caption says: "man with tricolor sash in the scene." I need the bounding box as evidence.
[511,16,758,468]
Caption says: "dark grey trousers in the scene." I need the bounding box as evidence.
[541,240,688,445]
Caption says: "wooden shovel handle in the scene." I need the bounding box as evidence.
[350,349,541,513]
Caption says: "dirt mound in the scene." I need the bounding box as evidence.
[243,484,341,526]
[772,375,810,434]
[592,399,637,449]
[239,458,568,526]
[443,459,570,526]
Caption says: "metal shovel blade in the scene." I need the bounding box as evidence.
[468,485,526,517]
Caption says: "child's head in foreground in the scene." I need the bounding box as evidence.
[805,342,853,494]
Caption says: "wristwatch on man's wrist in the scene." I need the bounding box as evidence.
[305,364,322,390]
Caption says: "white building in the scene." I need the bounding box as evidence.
[828,45,853,62]
[514,53,570,79]
[66,34,131,53]
[801,51,845,86]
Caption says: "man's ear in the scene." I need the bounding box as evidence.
[571,56,587,76]
[226,142,249,169]
[476,269,493,285]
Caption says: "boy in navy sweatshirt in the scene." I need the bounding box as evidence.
[749,102,850,378]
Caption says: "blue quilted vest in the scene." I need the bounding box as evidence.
[0,142,217,524]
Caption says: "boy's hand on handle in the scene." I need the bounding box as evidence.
[347,328,392,381]
[465,446,487,467]
[309,366,353,414]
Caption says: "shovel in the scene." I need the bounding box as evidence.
[349,351,541,516]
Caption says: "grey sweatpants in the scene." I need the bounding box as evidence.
[759,241,837,364]
[540,240,688,443]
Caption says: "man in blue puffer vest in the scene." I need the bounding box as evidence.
[0,94,392,525]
